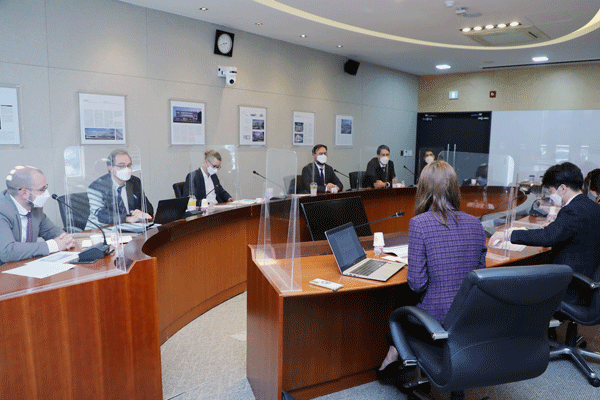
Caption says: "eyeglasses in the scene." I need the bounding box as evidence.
[26,184,48,193]
[113,163,132,169]
[207,159,221,170]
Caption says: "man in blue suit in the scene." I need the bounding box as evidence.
[491,162,600,278]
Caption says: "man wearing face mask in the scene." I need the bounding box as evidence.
[183,150,234,204]
[365,145,396,189]
[490,162,600,278]
[301,144,343,193]
[86,149,154,230]
[0,166,74,264]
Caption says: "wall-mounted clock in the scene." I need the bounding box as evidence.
[214,29,234,57]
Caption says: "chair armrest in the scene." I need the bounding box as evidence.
[572,272,600,290]
[389,306,449,367]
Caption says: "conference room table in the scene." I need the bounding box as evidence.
[0,185,546,399]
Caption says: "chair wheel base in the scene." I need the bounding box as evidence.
[589,377,600,387]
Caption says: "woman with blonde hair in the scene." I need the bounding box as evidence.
[377,160,487,383]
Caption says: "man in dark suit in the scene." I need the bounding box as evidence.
[301,144,344,193]
[491,162,600,278]
[365,144,396,188]
[182,150,234,204]
[0,166,74,265]
[86,149,153,230]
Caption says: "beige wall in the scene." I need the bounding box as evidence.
[0,0,419,226]
[418,63,600,112]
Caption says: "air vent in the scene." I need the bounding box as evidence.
[463,25,549,46]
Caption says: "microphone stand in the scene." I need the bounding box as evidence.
[403,165,416,185]
[354,211,405,230]
[52,194,112,262]
[253,170,287,198]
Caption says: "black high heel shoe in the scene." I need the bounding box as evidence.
[376,361,401,385]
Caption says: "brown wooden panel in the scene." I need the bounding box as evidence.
[0,258,161,400]
[247,255,283,400]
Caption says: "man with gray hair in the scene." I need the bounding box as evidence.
[86,149,153,230]
[0,166,74,264]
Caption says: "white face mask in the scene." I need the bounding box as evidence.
[30,189,51,208]
[379,156,389,165]
[425,156,434,164]
[207,166,218,176]
[549,187,564,206]
[115,167,132,181]
[316,154,327,164]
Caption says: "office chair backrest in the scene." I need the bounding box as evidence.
[283,175,297,195]
[172,182,185,198]
[57,192,90,232]
[437,264,572,391]
[349,171,367,189]
[558,262,600,326]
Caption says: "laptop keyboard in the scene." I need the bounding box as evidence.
[351,259,387,276]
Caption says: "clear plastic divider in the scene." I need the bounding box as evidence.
[253,148,301,292]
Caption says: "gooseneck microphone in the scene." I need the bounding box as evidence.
[403,165,416,182]
[354,210,405,230]
[478,192,528,221]
[253,170,287,197]
[52,194,112,262]
[333,169,349,179]
[205,184,220,199]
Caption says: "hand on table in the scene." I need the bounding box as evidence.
[126,209,153,223]
[55,232,75,251]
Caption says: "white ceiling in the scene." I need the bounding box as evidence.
[120,0,600,76]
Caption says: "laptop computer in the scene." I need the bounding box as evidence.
[152,196,189,225]
[325,222,404,282]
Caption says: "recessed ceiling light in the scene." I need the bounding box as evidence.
[255,22,263,26]
[510,21,520,27]
[337,45,343,48]
[532,56,549,62]
[497,23,507,28]
[485,25,494,30]
[473,26,482,31]
[199,7,208,11]
[461,27,471,32]
[436,64,451,70]
[300,34,307,38]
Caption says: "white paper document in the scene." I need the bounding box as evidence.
[383,244,408,258]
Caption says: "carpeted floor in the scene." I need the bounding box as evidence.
[161,292,600,400]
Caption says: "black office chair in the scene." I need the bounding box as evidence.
[57,192,90,232]
[390,264,573,400]
[550,264,600,387]
[349,171,367,189]
[172,182,185,198]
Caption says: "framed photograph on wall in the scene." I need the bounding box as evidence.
[170,100,206,145]
[239,106,266,146]
[292,111,315,147]
[0,84,22,146]
[79,93,126,145]
[335,114,353,147]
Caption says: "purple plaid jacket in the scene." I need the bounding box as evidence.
[407,210,487,325]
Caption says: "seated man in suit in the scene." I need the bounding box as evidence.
[301,144,343,193]
[0,166,74,265]
[86,149,153,230]
[183,150,234,204]
[365,145,396,188]
[491,162,600,278]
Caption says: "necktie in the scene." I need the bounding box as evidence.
[117,185,127,215]
[26,212,33,242]
[320,168,325,186]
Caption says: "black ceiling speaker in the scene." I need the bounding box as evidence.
[344,60,360,76]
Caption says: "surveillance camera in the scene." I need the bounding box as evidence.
[225,72,237,86]
[217,66,237,86]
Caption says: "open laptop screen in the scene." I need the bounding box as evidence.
[325,223,367,272]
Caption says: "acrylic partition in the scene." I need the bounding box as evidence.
[253,148,302,293]
[415,147,445,184]
[64,145,150,270]
[188,145,240,207]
